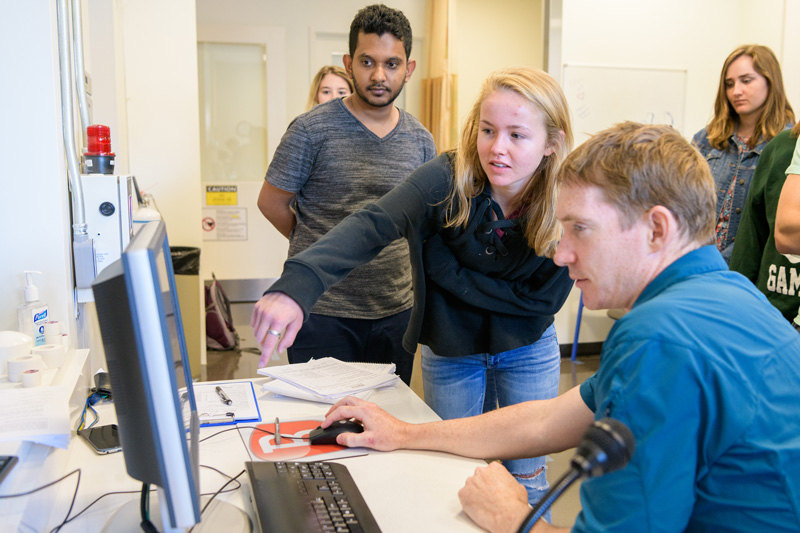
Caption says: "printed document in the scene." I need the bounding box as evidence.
[257,358,398,403]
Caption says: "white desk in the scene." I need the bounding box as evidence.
[7,377,486,532]
[0,348,92,532]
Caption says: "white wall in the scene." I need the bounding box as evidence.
[0,2,77,341]
[560,0,792,139]
[0,0,202,372]
[194,0,430,285]
[552,0,799,345]
[782,0,800,111]
[454,0,544,126]
[195,0,430,143]
[119,0,203,250]
[2,0,798,359]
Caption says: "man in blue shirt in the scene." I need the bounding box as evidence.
[321,122,800,532]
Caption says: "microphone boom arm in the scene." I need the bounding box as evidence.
[514,418,635,533]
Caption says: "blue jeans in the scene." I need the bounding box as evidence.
[420,325,561,511]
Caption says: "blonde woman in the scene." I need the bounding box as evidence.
[252,67,574,507]
[692,44,794,263]
[305,65,353,111]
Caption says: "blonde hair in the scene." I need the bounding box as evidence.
[305,66,354,111]
[444,67,573,258]
[560,122,716,245]
[706,44,794,150]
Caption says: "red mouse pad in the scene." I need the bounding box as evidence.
[249,419,346,461]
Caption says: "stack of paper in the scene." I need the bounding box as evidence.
[257,358,399,404]
[0,385,70,448]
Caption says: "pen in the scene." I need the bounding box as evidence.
[203,413,234,425]
[275,417,281,446]
[216,386,232,405]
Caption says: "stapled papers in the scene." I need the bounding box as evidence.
[257,358,399,404]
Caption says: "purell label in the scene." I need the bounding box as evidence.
[34,309,48,322]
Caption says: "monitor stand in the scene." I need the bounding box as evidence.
[102,494,251,533]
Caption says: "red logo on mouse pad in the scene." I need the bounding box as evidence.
[249,419,345,461]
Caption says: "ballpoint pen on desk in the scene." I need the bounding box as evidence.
[216,386,232,405]
[202,412,235,425]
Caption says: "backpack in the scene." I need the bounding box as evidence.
[205,273,239,350]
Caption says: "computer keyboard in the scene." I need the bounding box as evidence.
[246,460,381,533]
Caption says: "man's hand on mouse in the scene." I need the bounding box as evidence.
[322,396,408,451]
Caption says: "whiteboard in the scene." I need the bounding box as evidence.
[562,64,687,146]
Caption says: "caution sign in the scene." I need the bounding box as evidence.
[206,185,238,206]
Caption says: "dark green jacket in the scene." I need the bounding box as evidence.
[730,129,800,322]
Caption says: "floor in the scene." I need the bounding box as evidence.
[203,331,600,528]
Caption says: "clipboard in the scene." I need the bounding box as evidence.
[192,381,261,427]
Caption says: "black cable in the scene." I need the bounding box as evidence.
[0,468,80,500]
[50,465,241,530]
[187,469,246,533]
[2,425,262,531]
[199,464,242,495]
[53,469,82,533]
[11,468,82,533]
[201,469,245,517]
[140,482,158,533]
[199,424,301,443]
[516,469,581,533]
[52,487,155,527]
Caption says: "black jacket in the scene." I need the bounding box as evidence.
[268,153,574,356]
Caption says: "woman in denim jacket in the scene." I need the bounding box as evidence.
[692,44,794,264]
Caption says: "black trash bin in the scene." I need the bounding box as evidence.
[169,247,201,378]
[170,246,200,275]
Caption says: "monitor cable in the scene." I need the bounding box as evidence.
[0,467,81,533]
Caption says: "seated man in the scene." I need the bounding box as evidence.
[320,122,800,532]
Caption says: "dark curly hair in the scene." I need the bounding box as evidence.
[349,4,412,59]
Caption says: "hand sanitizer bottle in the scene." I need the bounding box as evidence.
[18,271,49,346]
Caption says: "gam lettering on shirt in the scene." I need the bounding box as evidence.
[767,263,800,295]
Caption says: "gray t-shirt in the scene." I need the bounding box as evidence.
[266,98,436,319]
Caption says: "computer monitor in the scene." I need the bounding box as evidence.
[92,220,201,530]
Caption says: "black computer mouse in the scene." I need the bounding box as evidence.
[308,419,364,445]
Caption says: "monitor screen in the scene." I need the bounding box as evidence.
[92,220,201,529]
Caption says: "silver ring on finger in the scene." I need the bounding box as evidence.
[267,329,281,337]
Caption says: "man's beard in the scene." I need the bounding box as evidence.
[352,75,405,108]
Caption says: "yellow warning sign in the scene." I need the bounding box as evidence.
[206,185,238,206]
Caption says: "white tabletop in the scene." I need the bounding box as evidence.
[5,376,486,532]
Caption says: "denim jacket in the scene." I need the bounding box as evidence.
[692,127,772,264]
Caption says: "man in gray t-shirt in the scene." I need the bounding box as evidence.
[255,4,436,383]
